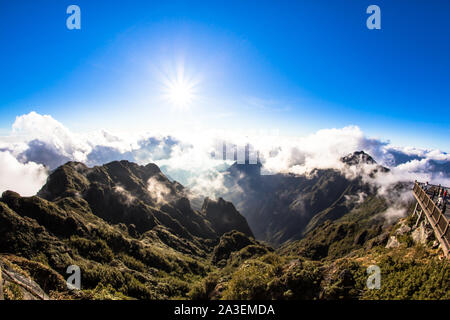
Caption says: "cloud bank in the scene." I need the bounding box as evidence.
[0,112,449,200]
[0,150,48,196]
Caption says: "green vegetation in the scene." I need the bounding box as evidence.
[0,159,448,301]
[68,236,114,263]
[4,283,24,300]
[358,250,450,300]
[223,259,278,300]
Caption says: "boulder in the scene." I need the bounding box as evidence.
[411,222,433,245]
[385,236,400,249]
[366,232,389,249]
[395,223,411,236]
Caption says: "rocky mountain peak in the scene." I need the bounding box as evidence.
[341,151,377,166]
[34,160,254,242]
[202,197,254,238]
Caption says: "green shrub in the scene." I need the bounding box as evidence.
[188,272,220,300]
[84,283,131,300]
[157,276,191,299]
[222,260,275,300]
[358,254,450,300]
[68,236,114,263]
[80,263,126,290]
[118,253,146,272]
[4,283,24,300]
[122,274,155,299]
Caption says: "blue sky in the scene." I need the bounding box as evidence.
[0,0,449,151]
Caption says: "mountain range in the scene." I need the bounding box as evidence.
[222,151,390,246]
[0,151,448,300]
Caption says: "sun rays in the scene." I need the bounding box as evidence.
[160,62,200,110]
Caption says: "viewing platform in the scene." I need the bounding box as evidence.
[412,182,450,258]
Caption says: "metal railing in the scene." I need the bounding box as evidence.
[412,182,450,257]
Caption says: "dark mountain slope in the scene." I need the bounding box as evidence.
[38,160,252,240]
[202,198,253,238]
[222,151,388,246]
[0,160,256,299]
[278,194,390,260]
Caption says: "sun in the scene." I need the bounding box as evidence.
[160,63,199,110]
[167,79,195,108]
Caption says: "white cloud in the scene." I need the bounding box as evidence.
[12,111,90,164]
[379,206,407,225]
[0,151,48,196]
[113,185,136,206]
[147,176,173,205]
[0,112,449,206]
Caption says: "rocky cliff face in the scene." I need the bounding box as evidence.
[201,197,254,238]
[36,160,253,240]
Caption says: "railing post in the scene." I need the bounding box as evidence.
[435,212,441,229]
[415,209,423,228]
[444,220,450,235]
[444,221,450,249]
[413,202,419,216]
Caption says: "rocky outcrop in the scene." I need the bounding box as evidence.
[212,231,257,264]
[366,232,389,249]
[34,160,252,242]
[202,198,253,238]
[411,221,434,245]
[395,223,411,236]
[385,236,400,249]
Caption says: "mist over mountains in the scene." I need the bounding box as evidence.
[220,151,406,246]
[0,117,448,299]
[1,112,448,252]
[1,112,450,200]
